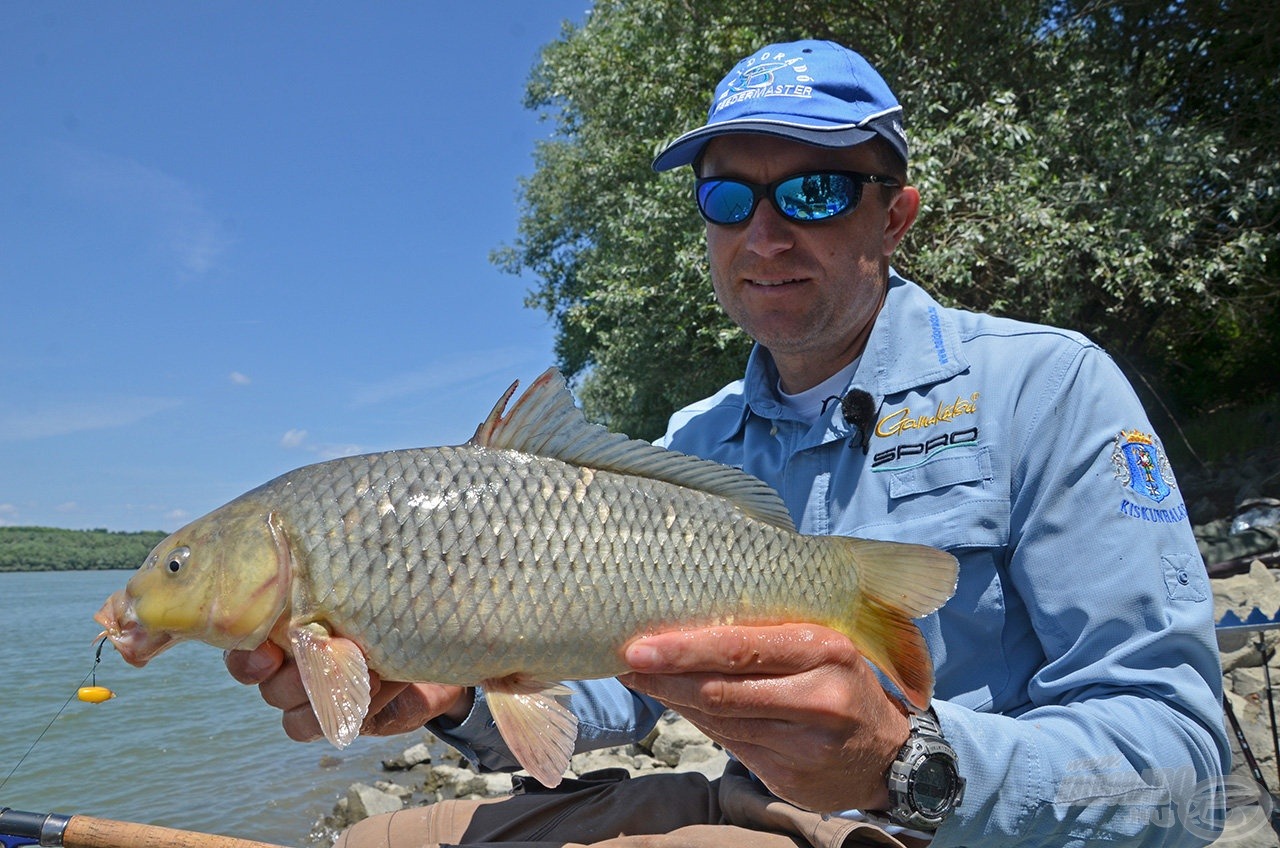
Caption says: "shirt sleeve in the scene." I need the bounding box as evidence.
[427,679,667,773]
[931,343,1230,847]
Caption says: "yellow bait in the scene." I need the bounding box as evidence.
[77,685,116,703]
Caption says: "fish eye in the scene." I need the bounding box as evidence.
[165,547,191,574]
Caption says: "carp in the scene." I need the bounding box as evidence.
[96,368,957,786]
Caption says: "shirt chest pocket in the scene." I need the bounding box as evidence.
[870,447,1009,551]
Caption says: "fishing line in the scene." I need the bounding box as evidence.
[0,637,113,795]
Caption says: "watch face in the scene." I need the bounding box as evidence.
[911,755,958,814]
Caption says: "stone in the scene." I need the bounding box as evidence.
[382,740,434,771]
[674,744,730,780]
[344,782,404,822]
[650,716,715,767]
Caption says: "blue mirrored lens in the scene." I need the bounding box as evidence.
[775,173,857,221]
[696,173,862,225]
[696,180,757,224]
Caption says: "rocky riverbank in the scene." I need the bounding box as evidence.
[308,710,727,845]
[1211,560,1280,846]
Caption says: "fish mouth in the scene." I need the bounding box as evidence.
[93,593,175,667]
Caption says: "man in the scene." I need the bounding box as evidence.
[228,40,1229,846]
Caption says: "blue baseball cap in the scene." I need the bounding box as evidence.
[652,40,907,172]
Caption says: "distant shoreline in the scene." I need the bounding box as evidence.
[0,526,166,572]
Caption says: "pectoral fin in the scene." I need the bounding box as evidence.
[290,623,371,749]
[483,675,578,788]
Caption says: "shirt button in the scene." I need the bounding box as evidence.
[1177,570,1190,585]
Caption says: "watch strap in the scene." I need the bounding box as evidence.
[884,707,964,832]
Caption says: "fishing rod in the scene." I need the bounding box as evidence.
[1221,697,1280,838]
[0,807,291,848]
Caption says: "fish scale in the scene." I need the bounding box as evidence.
[96,367,958,788]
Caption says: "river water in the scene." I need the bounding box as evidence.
[0,570,423,846]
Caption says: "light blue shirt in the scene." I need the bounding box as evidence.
[434,274,1229,846]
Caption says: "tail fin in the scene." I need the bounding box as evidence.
[827,538,958,709]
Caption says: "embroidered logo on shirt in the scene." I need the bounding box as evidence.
[875,392,979,438]
[1111,429,1177,504]
[927,306,948,365]
[871,426,979,470]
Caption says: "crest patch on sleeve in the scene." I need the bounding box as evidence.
[1111,429,1177,503]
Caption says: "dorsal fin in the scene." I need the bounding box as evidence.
[469,368,795,532]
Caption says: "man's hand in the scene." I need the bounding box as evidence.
[225,642,473,742]
[619,623,910,813]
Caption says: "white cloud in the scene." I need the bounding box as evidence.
[352,347,533,406]
[279,428,361,460]
[0,397,181,442]
[313,443,364,460]
[55,501,79,514]
[55,143,231,277]
[229,371,252,386]
[0,504,17,525]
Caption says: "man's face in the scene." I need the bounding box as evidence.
[700,134,917,392]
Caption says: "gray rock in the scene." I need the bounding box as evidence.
[674,743,730,780]
[345,782,404,821]
[422,764,484,801]
[651,716,716,767]
[373,779,414,800]
[478,772,516,796]
[573,748,650,778]
[420,763,513,801]
[382,741,434,771]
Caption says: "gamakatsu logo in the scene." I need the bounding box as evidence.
[876,393,980,438]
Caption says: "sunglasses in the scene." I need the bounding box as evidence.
[695,170,901,226]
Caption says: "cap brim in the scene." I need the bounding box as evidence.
[652,119,882,172]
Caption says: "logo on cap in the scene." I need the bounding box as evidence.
[714,50,816,116]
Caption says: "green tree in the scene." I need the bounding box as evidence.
[0,526,167,571]
[499,0,1278,441]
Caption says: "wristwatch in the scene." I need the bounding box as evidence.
[885,708,965,831]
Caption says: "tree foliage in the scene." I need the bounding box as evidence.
[498,0,1279,440]
[0,526,166,572]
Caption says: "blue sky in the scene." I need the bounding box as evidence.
[1,2,593,532]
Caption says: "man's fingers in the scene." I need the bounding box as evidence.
[368,677,409,715]
[224,643,285,685]
[622,667,849,722]
[255,655,311,711]
[620,624,862,720]
[625,623,857,675]
[281,703,324,742]
[227,645,467,742]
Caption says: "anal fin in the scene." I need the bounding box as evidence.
[290,623,372,749]
[484,675,578,788]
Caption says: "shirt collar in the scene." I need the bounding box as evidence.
[862,271,969,397]
[740,272,968,419]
